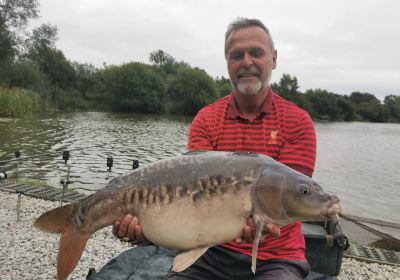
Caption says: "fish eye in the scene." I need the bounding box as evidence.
[299,185,312,196]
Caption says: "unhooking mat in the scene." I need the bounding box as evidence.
[87,245,177,280]
[86,245,336,280]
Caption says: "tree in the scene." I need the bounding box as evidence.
[336,96,354,121]
[149,49,177,74]
[383,95,400,122]
[271,73,299,99]
[272,73,311,112]
[25,23,58,51]
[149,49,189,75]
[305,89,341,120]
[0,0,40,56]
[29,46,76,89]
[349,91,386,122]
[6,59,50,90]
[167,67,218,115]
[0,26,13,59]
[26,24,75,90]
[349,91,379,104]
[0,0,39,30]
[72,62,97,96]
[215,76,232,98]
[91,62,166,113]
[355,102,386,122]
[149,49,176,68]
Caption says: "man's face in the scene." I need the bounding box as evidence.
[225,26,277,96]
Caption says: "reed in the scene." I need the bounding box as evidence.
[0,87,43,117]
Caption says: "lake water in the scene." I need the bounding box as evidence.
[0,112,399,224]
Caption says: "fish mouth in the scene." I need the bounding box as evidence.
[320,197,341,219]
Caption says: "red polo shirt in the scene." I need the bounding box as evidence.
[188,88,316,261]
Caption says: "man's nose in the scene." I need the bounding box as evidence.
[241,52,253,67]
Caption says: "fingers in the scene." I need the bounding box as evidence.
[234,217,281,244]
[112,214,149,243]
[127,217,137,240]
[242,217,255,243]
[112,220,120,237]
[235,217,254,244]
[126,216,139,240]
[117,214,134,238]
[264,222,281,238]
[234,237,244,244]
[133,223,149,243]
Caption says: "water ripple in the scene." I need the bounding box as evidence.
[0,115,399,224]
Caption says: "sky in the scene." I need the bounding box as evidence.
[30,0,400,100]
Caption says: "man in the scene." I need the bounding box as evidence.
[113,17,316,279]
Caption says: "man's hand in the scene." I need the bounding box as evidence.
[234,217,280,244]
[112,214,148,243]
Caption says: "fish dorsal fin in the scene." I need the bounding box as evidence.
[251,215,266,274]
[172,247,209,272]
[183,150,209,155]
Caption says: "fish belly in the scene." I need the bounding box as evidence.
[138,189,252,250]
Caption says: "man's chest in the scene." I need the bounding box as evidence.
[213,118,284,158]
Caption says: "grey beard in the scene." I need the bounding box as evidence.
[234,78,265,95]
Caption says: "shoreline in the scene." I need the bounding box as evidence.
[0,191,399,280]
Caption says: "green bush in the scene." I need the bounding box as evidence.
[167,67,218,115]
[6,60,51,92]
[89,62,166,113]
[0,87,43,117]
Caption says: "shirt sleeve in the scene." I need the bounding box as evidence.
[277,111,317,177]
[188,110,214,151]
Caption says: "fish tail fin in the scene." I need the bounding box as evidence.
[58,225,90,280]
[34,203,77,234]
[34,203,90,280]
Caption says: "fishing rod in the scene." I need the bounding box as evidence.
[339,213,400,243]
[0,144,104,165]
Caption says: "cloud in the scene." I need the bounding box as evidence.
[30,0,400,99]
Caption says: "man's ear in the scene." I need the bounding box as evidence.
[272,50,277,69]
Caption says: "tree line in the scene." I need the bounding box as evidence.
[1,0,399,122]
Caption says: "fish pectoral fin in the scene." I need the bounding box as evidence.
[172,246,209,272]
[251,216,266,274]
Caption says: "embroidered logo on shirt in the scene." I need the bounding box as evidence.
[269,130,278,144]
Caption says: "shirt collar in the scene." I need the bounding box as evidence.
[226,88,275,120]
